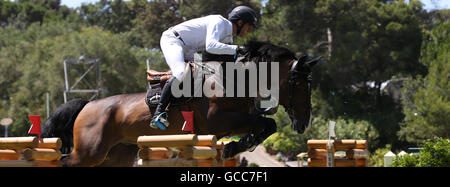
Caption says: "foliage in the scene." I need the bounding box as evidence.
[392,138,450,167]
[179,0,262,20]
[79,0,137,33]
[132,0,261,48]
[263,107,379,156]
[260,0,428,151]
[0,22,153,136]
[0,0,74,28]
[248,163,260,167]
[369,144,391,167]
[391,154,419,167]
[131,0,183,48]
[400,23,450,143]
[417,137,450,167]
[260,0,326,53]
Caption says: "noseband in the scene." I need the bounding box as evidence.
[286,59,313,117]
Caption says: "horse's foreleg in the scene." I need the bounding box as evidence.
[223,117,277,159]
[206,111,277,159]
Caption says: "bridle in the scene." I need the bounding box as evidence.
[285,59,313,118]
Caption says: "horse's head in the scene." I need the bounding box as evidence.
[244,41,322,134]
[281,54,321,134]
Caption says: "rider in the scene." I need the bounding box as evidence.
[150,6,258,130]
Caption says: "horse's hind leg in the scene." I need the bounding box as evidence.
[97,143,139,167]
[63,107,122,167]
[64,129,119,167]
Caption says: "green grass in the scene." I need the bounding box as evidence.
[219,136,241,142]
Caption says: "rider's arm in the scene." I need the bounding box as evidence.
[205,18,238,55]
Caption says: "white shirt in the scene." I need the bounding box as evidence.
[171,15,238,55]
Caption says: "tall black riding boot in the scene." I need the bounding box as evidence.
[150,77,176,130]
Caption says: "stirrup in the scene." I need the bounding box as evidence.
[151,112,169,130]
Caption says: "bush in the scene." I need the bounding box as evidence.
[391,154,419,167]
[417,137,450,167]
[369,145,391,167]
[392,137,450,167]
[263,107,379,156]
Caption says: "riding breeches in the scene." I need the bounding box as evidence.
[160,30,196,81]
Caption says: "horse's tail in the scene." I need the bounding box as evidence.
[42,99,89,154]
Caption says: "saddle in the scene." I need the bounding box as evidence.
[146,61,201,85]
[145,62,199,108]
[147,70,172,84]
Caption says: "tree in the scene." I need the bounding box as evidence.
[400,23,450,143]
[79,0,137,33]
[0,21,153,136]
[315,0,425,149]
[315,0,425,93]
[422,9,450,30]
[260,0,326,53]
[131,0,182,48]
[0,0,75,27]
[179,0,261,20]
[261,0,427,150]
[132,0,261,49]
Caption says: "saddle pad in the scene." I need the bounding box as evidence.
[146,83,163,108]
[145,83,193,108]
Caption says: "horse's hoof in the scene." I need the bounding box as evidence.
[247,145,257,152]
[223,142,239,159]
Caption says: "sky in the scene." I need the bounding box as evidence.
[61,0,449,10]
[61,0,105,8]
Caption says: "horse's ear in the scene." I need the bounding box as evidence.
[294,55,322,71]
[294,54,311,71]
[306,56,322,68]
[306,56,323,68]
[297,54,311,64]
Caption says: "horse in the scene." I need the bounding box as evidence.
[41,41,321,167]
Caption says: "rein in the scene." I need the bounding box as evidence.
[286,59,313,116]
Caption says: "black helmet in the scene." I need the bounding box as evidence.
[228,6,258,27]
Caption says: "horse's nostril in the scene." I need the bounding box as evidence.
[291,117,311,134]
[291,118,298,132]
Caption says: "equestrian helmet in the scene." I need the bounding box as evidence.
[228,6,258,27]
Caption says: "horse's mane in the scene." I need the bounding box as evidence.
[202,41,297,63]
[244,41,297,63]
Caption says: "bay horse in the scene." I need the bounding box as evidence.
[42,41,321,167]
